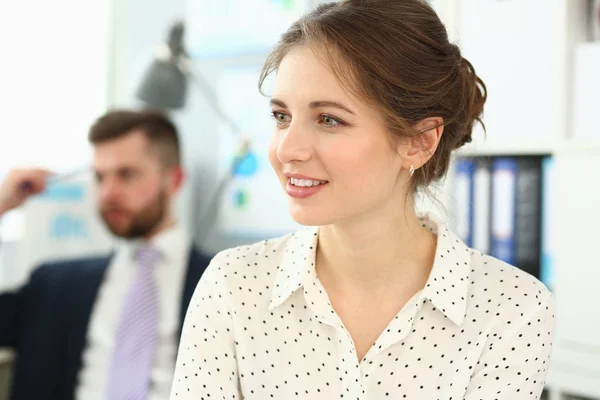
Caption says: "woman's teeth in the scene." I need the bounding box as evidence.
[290,178,327,187]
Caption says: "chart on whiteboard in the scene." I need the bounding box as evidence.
[215,64,302,238]
[185,0,311,58]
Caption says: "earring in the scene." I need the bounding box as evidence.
[409,164,415,177]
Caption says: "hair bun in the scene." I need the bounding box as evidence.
[455,56,487,149]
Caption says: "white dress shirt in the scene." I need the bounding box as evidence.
[76,225,190,400]
[170,215,555,400]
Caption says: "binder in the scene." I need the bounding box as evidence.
[490,158,518,265]
[514,158,542,279]
[472,158,492,254]
[540,157,555,290]
[490,157,543,278]
[454,158,476,247]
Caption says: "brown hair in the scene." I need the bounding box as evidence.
[88,109,181,168]
[259,0,487,190]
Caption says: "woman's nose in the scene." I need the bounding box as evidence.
[275,121,313,164]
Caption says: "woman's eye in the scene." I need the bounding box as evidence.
[271,111,290,125]
[320,115,342,128]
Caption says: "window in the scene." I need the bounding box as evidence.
[0,0,110,173]
[0,0,110,241]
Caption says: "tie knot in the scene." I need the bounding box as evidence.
[136,244,162,268]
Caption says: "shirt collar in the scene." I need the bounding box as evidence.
[269,226,319,311]
[268,215,471,326]
[117,223,190,265]
[418,215,471,326]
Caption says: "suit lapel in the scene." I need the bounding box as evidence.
[64,256,111,398]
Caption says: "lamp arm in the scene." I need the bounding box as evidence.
[192,142,250,249]
[178,59,252,248]
[178,59,244,137]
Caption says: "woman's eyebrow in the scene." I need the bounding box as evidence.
[309,100,356,115]
[270,98,288,109]
[270,98,356,116]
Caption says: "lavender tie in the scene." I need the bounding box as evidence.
[106,244,161,400]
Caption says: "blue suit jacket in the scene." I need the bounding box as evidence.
[0,247,211,400]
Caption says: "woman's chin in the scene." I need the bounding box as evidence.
[288,203,334,227]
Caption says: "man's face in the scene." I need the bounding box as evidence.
[93,130,178,239]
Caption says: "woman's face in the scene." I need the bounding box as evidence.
[268,45,410,227]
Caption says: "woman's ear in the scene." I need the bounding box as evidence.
[399,117,444,172]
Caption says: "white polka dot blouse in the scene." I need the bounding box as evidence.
[170,216,555,399]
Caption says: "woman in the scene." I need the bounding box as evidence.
[170,1,555,398]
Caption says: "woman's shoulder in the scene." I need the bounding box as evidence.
[197,227,318,306]
[468,251,555,319]
[469,251,549,291]
[428,214,553,313]
[207,226,318,275]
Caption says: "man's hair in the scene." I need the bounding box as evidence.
[88,109,181,168]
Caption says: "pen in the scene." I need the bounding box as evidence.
[19,167,90,193]
[47,167,90,184]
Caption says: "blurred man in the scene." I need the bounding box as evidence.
[0,110,212,400]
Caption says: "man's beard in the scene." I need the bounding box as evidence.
[100,190,167,239]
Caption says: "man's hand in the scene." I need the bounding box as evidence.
[0,169,52,216]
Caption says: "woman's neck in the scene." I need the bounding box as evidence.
[316,206,436,294]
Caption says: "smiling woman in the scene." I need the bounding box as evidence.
[170,1,555,399]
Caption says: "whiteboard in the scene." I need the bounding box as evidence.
[10,178,113,287]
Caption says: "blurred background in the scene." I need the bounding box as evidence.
[0,0,598,399]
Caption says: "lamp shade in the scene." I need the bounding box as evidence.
[136,20,188,109]
[136,58,187,109]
